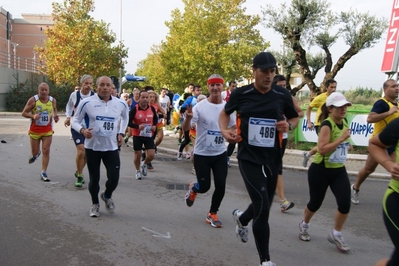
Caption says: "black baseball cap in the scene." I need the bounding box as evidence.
[252,52,277,70]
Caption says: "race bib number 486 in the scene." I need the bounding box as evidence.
[248,118,276,147]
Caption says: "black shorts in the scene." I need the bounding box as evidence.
[71,128,85,146]
[133,136,155,151]
[315,126,320,136]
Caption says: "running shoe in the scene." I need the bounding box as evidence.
[100,191,115,214]
[280,199,295,212]
[147,162,154,170]
[74,171,85,187]
[177,152,183,161]
[89,204,100,217]
[327,230,350,252]
[232,209,248,243]
[28,150,41,164]
[186,152,191,160]
[227,157,231,167]
[351,184,359,204]
[261,261,276,266]
[191,167,196,175]
[302,152,309,167]
[185,181,197,207]
[299,221,310,241]
[135,171,142,180]
[141,161,148,176]
[206,212,222,228]
[40,172,50,182]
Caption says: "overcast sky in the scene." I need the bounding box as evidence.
[1,0,394,90]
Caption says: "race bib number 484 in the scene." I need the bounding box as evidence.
[248,118,276,147]
[95,116,115,137]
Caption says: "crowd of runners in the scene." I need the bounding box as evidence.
[21,51,399,266]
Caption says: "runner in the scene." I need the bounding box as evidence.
[64,74,95,187]
[298,92,352,253]
[184,74,236,228]
[72,76,129,217]
[22,82,59,182]
[128,90,157,180]
[219,52,299,266]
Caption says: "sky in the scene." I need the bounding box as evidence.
[1,0,394,91]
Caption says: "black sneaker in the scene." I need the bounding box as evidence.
[29,150,41,164]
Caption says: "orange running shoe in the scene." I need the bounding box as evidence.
[206,212,222,228]
[185,181,197,207]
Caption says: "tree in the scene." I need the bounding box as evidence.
[137,0,268,92]
[37,0,128,86]
[262,0,387,96]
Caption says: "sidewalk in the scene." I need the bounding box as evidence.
[158,129,390,179]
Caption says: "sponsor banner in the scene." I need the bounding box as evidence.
[296,111,372,147]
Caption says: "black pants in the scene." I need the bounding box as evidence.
[237,159,278,263]
[227,143,235,157]
[85,149,120,204]
[307,163,351,214]
[193,152,228,213]
[383,188,399,266]
[179,130,191,153]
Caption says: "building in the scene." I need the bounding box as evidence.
[0,7,52,110]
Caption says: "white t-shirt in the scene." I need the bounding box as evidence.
[72,94,129,151]
[191,99,236,156]
[159,95,170,112]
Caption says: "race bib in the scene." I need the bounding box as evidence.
[35,111,49,126]
[329,142,349,163]
[248,118,276,147]
[140,124,152,137]
[94,116,115,137]
[206,130,224,150]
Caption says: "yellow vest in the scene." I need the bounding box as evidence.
[371,98,399,137]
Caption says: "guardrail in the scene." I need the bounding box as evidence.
[0,49,39,73]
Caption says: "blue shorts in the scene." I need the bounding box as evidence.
[71,128,85,146]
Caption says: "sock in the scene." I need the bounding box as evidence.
[333,229,342,237]
[306,152,311,157]
[302,221,309,227]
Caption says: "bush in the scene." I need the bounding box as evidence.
[6,76,73,112]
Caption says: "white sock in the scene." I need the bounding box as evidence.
[306,152,311,157]
[333,229,342,237]
[302,221,309,227]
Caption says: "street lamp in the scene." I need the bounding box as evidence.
[118,0,123,93]
[32,51,38,72]
[11,42,18,69]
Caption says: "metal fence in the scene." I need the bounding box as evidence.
[0,50,39,73]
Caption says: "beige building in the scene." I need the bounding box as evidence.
[0,7,51,110]
[0,7,53,70]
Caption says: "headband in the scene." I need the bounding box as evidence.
[207,77,224,85]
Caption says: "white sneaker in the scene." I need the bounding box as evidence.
[351,184,359,204]
[89,204,100,217]
[232,209,248,243]
[302,152,310,167]
[135,171,142,180]
[327,230,350,252]
[299,221,310,241]
[141,161,148,176]
[177,152,183,161]
[186,152,191,159]
[261,261,276,266]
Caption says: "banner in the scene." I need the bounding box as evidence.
[296,110,372,147]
